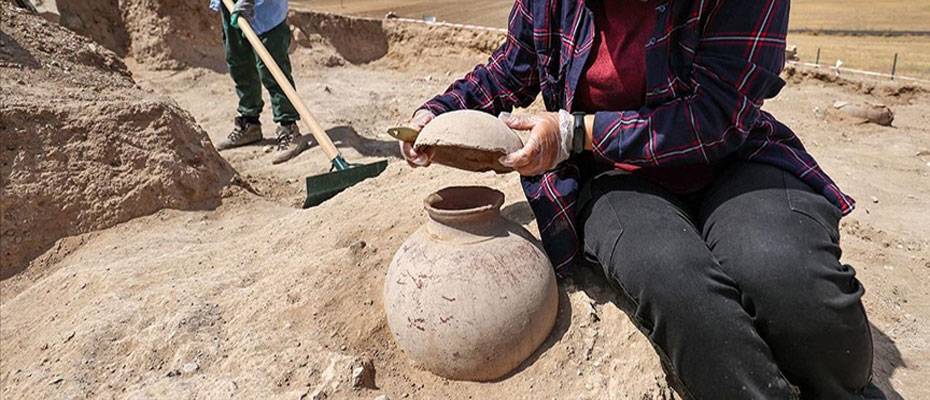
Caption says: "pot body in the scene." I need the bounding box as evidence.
[384,187,558,381]
[414,110,523,173]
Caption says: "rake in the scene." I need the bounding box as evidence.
[222,0,388,208]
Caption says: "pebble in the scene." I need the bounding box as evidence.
[374,395,390,400]
[181,362,199,375]
[263,145,274,153]
[350,359,376,389]
[871,196,879,204]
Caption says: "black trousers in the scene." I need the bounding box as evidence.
[580,162,878,399]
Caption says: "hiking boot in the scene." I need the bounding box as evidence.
[272,123,309,164]
[215,117,263,151]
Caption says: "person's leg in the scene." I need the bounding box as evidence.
[255,21,299,125]
[699,162,876,399]
[581,173,797,399]
[222,6,264,120]
[254,21,306,163]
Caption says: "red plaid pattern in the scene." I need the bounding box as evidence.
[421,0,855,274]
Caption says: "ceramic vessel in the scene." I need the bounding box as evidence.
[414,110,523,173]
[384,186,558,381]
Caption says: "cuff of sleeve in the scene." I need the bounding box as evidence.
[591,111,623,164]
[419,97,455,117]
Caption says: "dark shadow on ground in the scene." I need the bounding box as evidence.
[0,31,41,69]
[327,125,401,158]
[502,201,536,226]
[871,325,905,400]
[213,126,400,158]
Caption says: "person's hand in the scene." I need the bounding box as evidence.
[400,109,436,167]
[499,111,573,176]
[232,0,255,26]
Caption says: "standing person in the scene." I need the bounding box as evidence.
[401,1,883,399]
[211,0,308,164]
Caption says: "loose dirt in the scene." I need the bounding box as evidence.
[57,0,224,70]
[1,3,928,400]
[0,4,235,280]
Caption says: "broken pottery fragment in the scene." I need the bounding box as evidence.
[415,110,524,173]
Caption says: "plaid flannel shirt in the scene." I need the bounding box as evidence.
[420,0,855,274]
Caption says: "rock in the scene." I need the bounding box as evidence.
[349,240,367,254]
[292,26,313,49]
[832,101,894,126]
[302,387,327,400]
[374,395,390,400]
[785,45,799,61]
[350,359,376,389]
[871,196,880,204]
[322,55,344,68]
[181,362,199,375]
[305,354,375,396]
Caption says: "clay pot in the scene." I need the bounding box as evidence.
[384,186,558,381]
[415,110,523,173]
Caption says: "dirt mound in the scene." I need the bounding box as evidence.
[0,167,675,399]
[289,11,505,72]
[57,0,223,70]
[0,4,235,278]
[782,64,927,104]
[289,11,389,65]
[53,4,507,73]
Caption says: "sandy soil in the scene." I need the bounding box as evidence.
[2,4,929,400]
[0,4,234,279]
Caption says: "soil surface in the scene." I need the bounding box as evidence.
[0,4,234,279]
[1,4,928,400]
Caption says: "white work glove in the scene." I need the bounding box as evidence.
[498,110,574,176]
[233,0,256,23]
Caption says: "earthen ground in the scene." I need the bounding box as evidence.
[1,3,929,399]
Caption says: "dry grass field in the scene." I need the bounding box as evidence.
[791,0,930,32]
[294,0,930,79]
[790,34,930,79]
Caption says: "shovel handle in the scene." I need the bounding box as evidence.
[221,0,341,161]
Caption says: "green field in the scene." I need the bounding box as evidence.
[295,0,930,79]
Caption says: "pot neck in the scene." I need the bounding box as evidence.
[424,187,506,239]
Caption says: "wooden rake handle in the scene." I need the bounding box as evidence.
[221,0,341,161]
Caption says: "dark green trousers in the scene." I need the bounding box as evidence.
[221,7,299,124]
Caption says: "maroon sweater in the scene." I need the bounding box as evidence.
[575,0,715,194]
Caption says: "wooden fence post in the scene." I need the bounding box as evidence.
[891,53,899,81]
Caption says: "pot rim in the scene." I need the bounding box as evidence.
[424,186,505,224]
